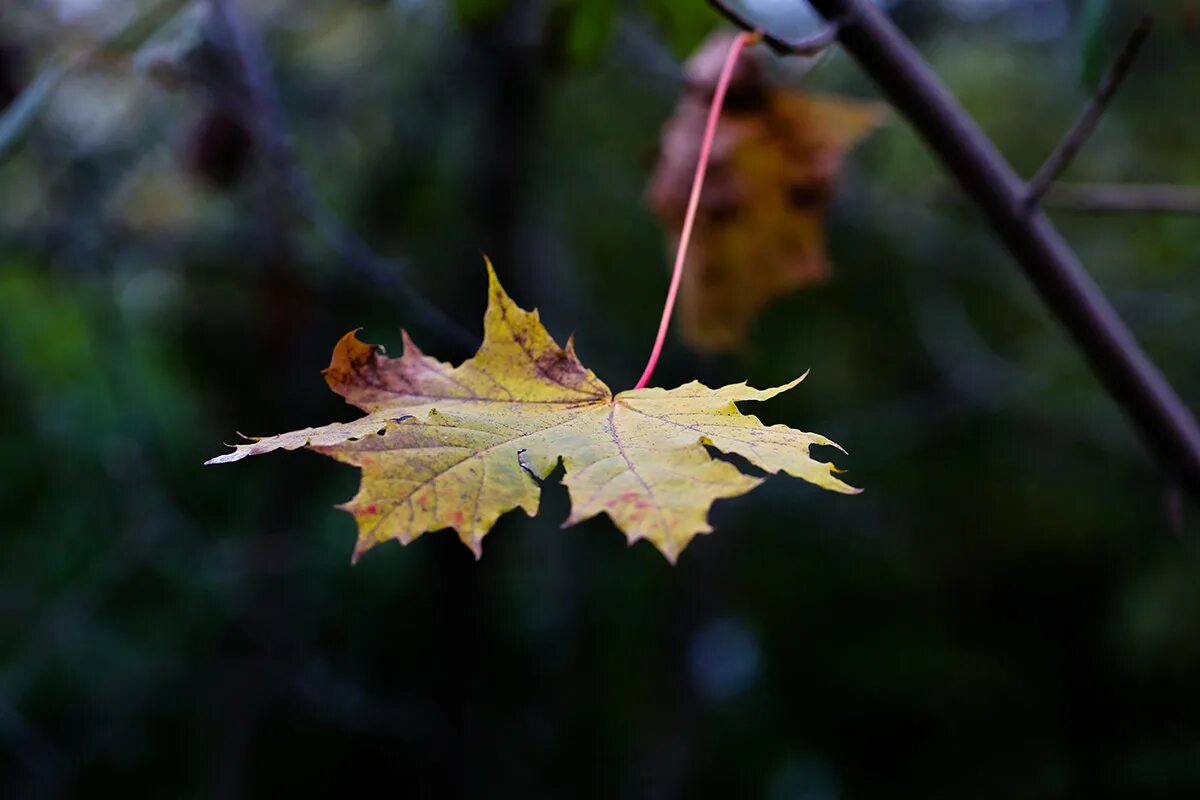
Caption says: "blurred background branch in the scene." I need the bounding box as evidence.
[206,0,478,353]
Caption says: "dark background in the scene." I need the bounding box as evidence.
[3,0,1200,797]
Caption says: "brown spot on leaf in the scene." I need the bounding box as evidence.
[787,182,829,210]
[536,347,590,389]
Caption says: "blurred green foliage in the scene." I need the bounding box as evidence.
[2,0,1200,797]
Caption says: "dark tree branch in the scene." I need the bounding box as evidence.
[707,0,839,56]
[207,0,477,353]
[1025,16,1153,211]
[800,0,1200,496]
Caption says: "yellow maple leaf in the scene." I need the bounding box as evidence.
[207,262,858,563]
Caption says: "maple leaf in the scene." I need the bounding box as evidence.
[647,32,885,352]
[207,261,858,563]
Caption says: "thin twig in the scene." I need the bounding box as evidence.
[929,181,1200,215]
[805,0,1200,497]
[1024,16,1153,212]
[1041,182,1200,215]
[707,0,839,57]
[207,0,477,352]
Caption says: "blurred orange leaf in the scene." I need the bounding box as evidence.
[648,33,885,352]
